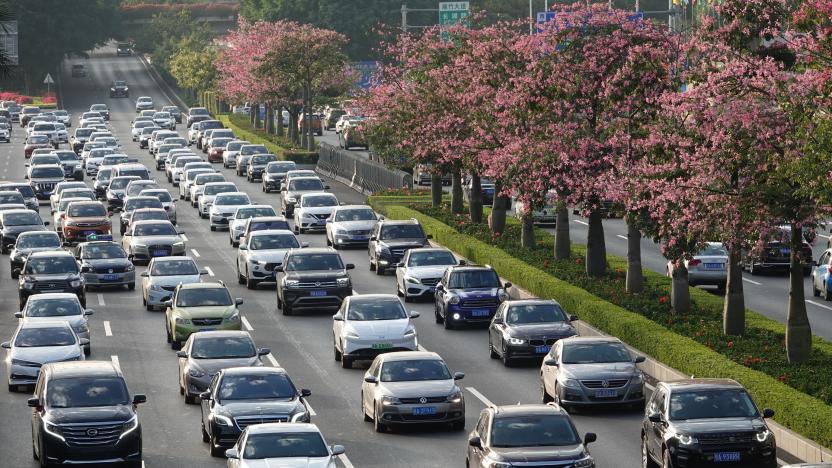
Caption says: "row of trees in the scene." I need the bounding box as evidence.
[360,0,832,364]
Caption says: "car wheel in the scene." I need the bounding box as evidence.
[642,436,658,468]
[84,346,90,357]
[237,263,245,285]
[246,275,258,290]
[489,339,499,359]
[184,393,196,405]
[369,260,376,271]
[127,282,135,291]
[542,381,554,403]
[749,261,758,275]
[451,420,465,431]
[501,341,512,367]
[813,278,820,297]
[282,301,293,316]
[201,424,210,442]
[434,304,443,324]
[210,225,216,231]
[334,340,342,362]
[373,403,387,433]
[361,392,372,421]
[824,283,831,302]
[209,436,225,457]
[11,268,17,279]
[341,354,352,369]
[443,313,454,330]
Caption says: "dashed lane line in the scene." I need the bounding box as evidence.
[111,355,120,371]
[241,316,253,331]
[103,321,112,336]
[190,248,200,257]
[265,353,280,367]
[574,220,589,226]
[616,234,628,240]
[97,293,105,306]
[205,266,215,277]
[742,278,762,286]
[807,299,832,311]
[340,454,356,468]
[181,234,189,242]
[466,387,494,407]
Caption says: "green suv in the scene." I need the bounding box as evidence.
[164,282,243,349]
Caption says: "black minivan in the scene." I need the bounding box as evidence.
[29,361,146,467]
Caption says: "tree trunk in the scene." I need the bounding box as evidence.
[626,220,644,293]
[489,194,509,235]
[786,224,812,363]
[468,173,483,223]
[275,105,284,138]
[723,246,746,336]
[585,208,607,277]
[306,83,315,151]
[521,213,536,248]
[289,112,299,145]
[254,103,261,129]
[451,168,464,214]
[250,105,256,126]
[554,205,571,260]
[430,174,443,208]
[671,261,691,314]
[265,104,274,135]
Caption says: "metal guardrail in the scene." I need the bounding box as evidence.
[316,143,412,194]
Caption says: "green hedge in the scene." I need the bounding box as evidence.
[217,114,318,165]
[380,204,832,449]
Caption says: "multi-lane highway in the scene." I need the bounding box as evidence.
[0,45,813,468]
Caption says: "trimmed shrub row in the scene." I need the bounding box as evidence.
[378,203,832,449]
[217,114,318,165]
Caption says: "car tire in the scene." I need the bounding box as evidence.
[824,283,831,302]
[443,313,454,330]
[361,392,372,422]
[489,340,499,359]
[11,268,17,279]
[202,424,210,442]
[542,382,554,403]
[237,263,245,285]
[184,393,196,405]
[451,420,465,431]
[435,304,443,324]
[128,282,135,291]
[642,436,658,468]
[376,265,385,275]
[501,342,512,367]
[373,403,387,433]
[84,346,90,357]
[209,437,225,457]
[749,261,758,275]
[210,225,216,232]
[282,301,293,316]
[246,275,258,290]
[334,341,342,361]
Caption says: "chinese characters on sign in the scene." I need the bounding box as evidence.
[439,2,470,42]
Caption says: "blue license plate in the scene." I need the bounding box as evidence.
[351,235,367,240]
[201,327,216,332]
[535,345,550,354]
[780,248,790,255]
[310,290,327,297]
[704,263,723,269]
[595,389,618,398]
[317,219,326,225]
[412,407,436,416]
[713,452,741,463]
[471,309,490,317]
[102,274,120,281]
[152,250,168,257]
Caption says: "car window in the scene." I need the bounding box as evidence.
[698,244,727,256]
[669,389,759,420]
[218,373,296,401]
[301,195,337,208]
[241,432,328,459]
[26,298,82,317]
[46,377,130,408]
[176,288,232,307]
[125,198,162,211]
[490,415,580,448]
[68,204,106,217]
[15,327,76,347]
[561,342,631,364]
[347,299,407,321]
[285,253,343,271]
[0,193,24,204]
[150,259,198,276]
[3,212,41,226]
[215,194,250,205]
[30,167,64,178]
[407,251,456,267]
[380,224,424,240]
[288,179,323,191]
[132,210,168,223]
[17,234,59,249]
[448,270,500,289]
[380,359,452,382]
[506,304,568,324]
[249,220,290,232]
[204,185,235,195]
[191,337,255,359]
[237,207,276,219]
[83,243,127,259]
[133,223,177,236]
[334,208,376,222]
[251,234,298,250]
[25,256,79,275]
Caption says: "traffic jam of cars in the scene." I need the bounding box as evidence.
[0,92,798,468]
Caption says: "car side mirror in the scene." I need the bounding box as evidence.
[468,436,482,448]
[326,218,333,223]
[453,372,465,380]
[569,315,578,321]
[300,388,312,397]
[345,263,355,270]
[435,284,444,292]
[199,269,209,275]
[273,265,284,273]
[1,341,10,349]
[333,313,344,321]
[225,448,239,459]
[504,282,512,289]
[257,347,270,356]
[763,408,775,419]
[14,312,23,318]
[369,236,377,241]
[409,311,420,318]
[43,221,50,226]
[163,300,173,308]
[544,358,558,366]
[132,394,147,405]
[647,412,663,423]
[584,432,597,445]
[364,375,378,384]
[235,298,244,305]
[492,317,503,325]
[177,230,185,235]
[176,351,188,358]
[324,185,330,190]
[301,242,309,248]
[238,245,247,251]
[79,338,90,346]
[199,391,211,401]
[635,356,646,364]
[140,271,148,277]
[27,397,41,408]
[83,309,94,316]
[80,266,91,273]
[426,234,433,239]
[330,445,345,456]
[458,260,466,265]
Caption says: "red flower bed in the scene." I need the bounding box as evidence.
[0,92,34,104]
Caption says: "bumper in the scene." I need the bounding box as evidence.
[332,233,371,247]
[297,218,328,231]
[248,169,264,180]
[183,373,213,396]
[8,363,41,386]
[247,263,279,281]
[209,214,232,229]
[688,270,728,286]
[146,287,176,306]
[173,319,241,342]
[41,428,141,465]
[669,445,777,468]
[84,270,136,286]
[444,305,500,324]
[282,287,352,310]
[376,400,465,426]
[130,245,186,262]
[343,337,417,356]
[63,226,111,243]
[263,178,282,191]
[210,421,243,448]
[556,382,645,406]
[107,197,124,210]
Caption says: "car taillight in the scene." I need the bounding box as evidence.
[688,259,702,267]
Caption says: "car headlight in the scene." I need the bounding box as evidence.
[498,290,509,301]
[404,276,421,284]
[149,283,164,291]
[381,395,401,406]
[211,414,232,426]
[290,411,310,423]
[134,243,147,249]
[174,317,190,324]
[446,390,463,403]
[119,415,139,439]
[344,330,360,339]
[71,323,88,334]
[334,228,348,235]
[336,277,350,287]
[69,279,82,288]
[225,310,240,322]
[508,337,525,345]
[126,263,135,271]
[678,433,697,445]
[285,279,300,288]
[23,281,34,289]
[756,429,772,443]
[561,378,581,389]
[448,295,460,305]
[188,367,205,378]
[573,455,595,468]
[110,88,115,91]
[630,373,644,386]
[403,327,416,337]
[173,241,185,248]
[43,421,65,441]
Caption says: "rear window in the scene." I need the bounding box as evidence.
[201,121,223,130]
[118,169,150,179]
[249,220,290,232]
[241,145,268,155]
[30,167,64,179]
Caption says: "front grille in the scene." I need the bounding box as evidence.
[581,379,629,389]
[390,248,407,259]
[529,338,559,346]
[94,265,129,274]
[460,298,499,309]
[61,422,123,447]
[697,432,756,450]
[296,280,338,289]
[35,182,58,192]
[192,318,223,326]
[265,262,281,272]
[349,230,371,236]
[399,396,448,404]
[234,415,289,430]
[311,213,330,220]
[421,278,440,287]
[73,222,104,228]
[161,285,177,292]
[34,281,69,291]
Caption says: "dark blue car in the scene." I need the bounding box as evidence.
[434,265,511,329]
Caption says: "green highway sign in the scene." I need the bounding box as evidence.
[439,1,469,41]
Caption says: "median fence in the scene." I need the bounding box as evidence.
[316,143,412,195]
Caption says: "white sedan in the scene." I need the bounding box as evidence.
[224,423,344,468]
[332,294,419,369]
[293,192,338,234]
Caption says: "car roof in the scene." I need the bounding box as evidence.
[150,255,193,262]
[66,200,104,207]
[26,292,79,301]
[348,294,399,302]
[379,218,420,225]
[220,366,289,377]
[80,241,121,248]
[192,330,251,340]
[448,265,493,273]
[249,229,294,237]
[289,247,337,255]
[179,282,225,290]
[1,208,36,216]
[245,422,321,435]
[19,319,73,329]
[377,351,442,362]
[491,403,569,418]
[30,250,73,258]
[503,299,562,307]
[44,361,122,379]
[132,220,174,226]
[662,379,745,392]
[559,336,622,345]
[334,204,372,211]
[248,216,286,222]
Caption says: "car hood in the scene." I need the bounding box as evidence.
[132,235,182,245]
[332,220,376,231]
[405,265,452,278]
[85,258,131,269]
[47,405,134,425]
[672,417,768,434]
[560,362,637,380]
[452,288,502,300]
[490,444,586,463]
[12,246,57,257]
[284,270,347,281]
[286,189,322,198]
[507,322,577,339]
[247,249,291,263]
[12,344,82,364]
[219,398,304,417]
[347,318,411,339]
[240,456,333,468]
[382,379,456,398]
[189,356,261,376]
[213,204,248,214]
[148,274,201,287]
[380,239,426,249]
[175,305,235,319]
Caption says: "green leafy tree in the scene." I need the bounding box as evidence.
[169,46,216,97]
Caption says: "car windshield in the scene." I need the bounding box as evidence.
[119,169,149,179]
[490,415,580,448]
[4,212,41,226]
[30,167,63,178]
[251,234,298,250]
[186,170,211,181]
[380,224,424,240]
[96,170,112,182]
[241,145,268,155]
[347,299,407,321]
[201,121,223,129]
[125,198,162,211]
[143,191,172,203]
[669,389,759,420]
[15,327,76,347]
[104,156,128,165]
[408,251,455,267]
[90,149,114,158]
[27,298,81,317]
[56,153,78,162]
[191,337,255,359]
[698,245,727,256]
[285,253,343,271]
[17,234,59,249]
[2,185,34,198]
[216,195,249,206]
[242,432,328,459]
[301,195,337,207]
[334,208,375,222]
[127,184,157,196]
[506,304,568,324]
[561,342,631,364]
[154,112,171,119]
[211,137,232,147]
[237,207,275,219]
[448,270,500,289]
[196,175,224,185]
[219,373,297,401]
[204,185,235,195]
[250,220,290,231]
[191,108,209,116]
[132,211,168,222]
[134,223,177,237]
[288,179,323,191]
[68,204,106,217]
[25,256,78,275]
[176,288,232,307]
[380,359,452,382]
[175,158,200,168]
[91,105,107,111]
[82,243,126,259]
[151,259,198,276]
[251,154,276,164]
[267,162,296,173]
[0,193,23,204]
[76,128,94,137]
[47,377,130,408]
[110,178,138,190]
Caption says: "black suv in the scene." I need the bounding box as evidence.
[276,247,354,315]
[467,404,597,468]
[29,361,146,467]
[19,251,86,309]
[642,379,777,468]
[110,80,129,98]
[200,367,311,457]
[368,218,430,275]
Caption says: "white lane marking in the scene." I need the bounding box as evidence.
[111,355,120,371]
[339,454,356,468]
[352,290,361,295]
[807,299,832,311]
[190,248,200,258]
[103,321,112,336]
[205,266,215,277]
[645,382,655,391]
[417,344,431,352]
[616,234,628,240]
[241,316,253,331]
[818,234,831,240]
[742,278,762,286]
[265,353,280,367]
[574,220,589,226]
[97,293,105,306]
[466,387,495,407]
[181,234,189,242]
[307,403,318,417]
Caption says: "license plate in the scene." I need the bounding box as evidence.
[429,287,436,293]
[152,249,168,257]
[310,290,327,297]
[780,248,790,255]
[201,327,216,332]
[102,274,120,281]
[412,407,436,416]
[704,263,723,269]
[595,389,618,398]
[316,219,326,225]
[372,343,393,350]
[83,231,97,236]
[535,345,550,354]
[471,309,490,317]
[713,452,741,463]
[351,235,367,240]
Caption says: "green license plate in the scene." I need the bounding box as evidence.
[371,343,393,350]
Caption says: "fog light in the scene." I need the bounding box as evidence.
[452,313,460,320]
[379,260,389,265]
[337,238,343,244]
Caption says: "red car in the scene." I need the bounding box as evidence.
[24,134,51,158]
[207,137,233,163]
